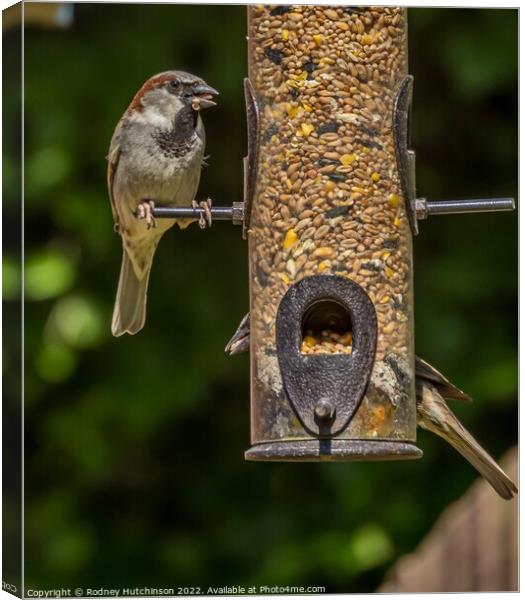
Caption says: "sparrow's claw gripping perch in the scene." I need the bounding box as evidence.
[192,198,213,229]
[136,200,156,229]
[201,198,213,228]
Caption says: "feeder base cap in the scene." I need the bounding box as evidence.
[245,439,422,462]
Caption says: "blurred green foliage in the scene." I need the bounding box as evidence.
[4,4,517,594]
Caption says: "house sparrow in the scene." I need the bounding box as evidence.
[108,71,218,336]
[225,314,517,500]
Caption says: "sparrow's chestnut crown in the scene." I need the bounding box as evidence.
[128,70,218,113]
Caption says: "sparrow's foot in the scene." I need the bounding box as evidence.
[136,200,156,229]
[192,198,213,229]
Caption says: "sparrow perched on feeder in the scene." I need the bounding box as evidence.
[108,71,218,336]
[225,315,517,500]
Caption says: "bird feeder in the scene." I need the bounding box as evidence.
[154,5,515,462]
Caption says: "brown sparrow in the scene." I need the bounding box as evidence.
[108,71,218,336]
[225,314,517,499]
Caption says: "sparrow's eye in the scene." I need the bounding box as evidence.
[169,80,180,90]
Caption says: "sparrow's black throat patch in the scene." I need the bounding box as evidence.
[152,104,198,158]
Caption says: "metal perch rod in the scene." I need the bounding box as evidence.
[153,206,236,220]
[153,198,515,222]
[425,197,515,214]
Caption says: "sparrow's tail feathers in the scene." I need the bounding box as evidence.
[111,251,151,337]
[420,386,517,500]
[445,423,517,500]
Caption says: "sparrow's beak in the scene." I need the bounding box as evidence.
[192,83,219,109]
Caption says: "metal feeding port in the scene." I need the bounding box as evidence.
[154,6,515,462]
[275,275,377,438]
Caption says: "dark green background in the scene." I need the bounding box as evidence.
[4,4,517,594]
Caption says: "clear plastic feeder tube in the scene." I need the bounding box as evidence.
[246,5,420,461]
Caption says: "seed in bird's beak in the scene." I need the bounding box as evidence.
[192,84,219,110]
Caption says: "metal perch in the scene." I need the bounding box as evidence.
[153,197,515,224]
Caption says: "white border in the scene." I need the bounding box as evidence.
[0,2,520,600]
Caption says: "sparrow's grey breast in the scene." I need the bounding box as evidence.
[113,108,205,234]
